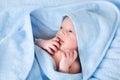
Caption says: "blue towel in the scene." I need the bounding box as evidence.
[0,0,120,80]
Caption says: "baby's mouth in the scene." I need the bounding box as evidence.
[56,36,64,44]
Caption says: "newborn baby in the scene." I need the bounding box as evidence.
[37,16,81,74]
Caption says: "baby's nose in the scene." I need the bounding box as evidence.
[61,30,66,35]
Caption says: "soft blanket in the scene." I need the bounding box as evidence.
[0,0,120,80]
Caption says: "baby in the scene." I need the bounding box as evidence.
[36,17,81,74]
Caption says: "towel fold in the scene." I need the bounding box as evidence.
[0,0,120,80]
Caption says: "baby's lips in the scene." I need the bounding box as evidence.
[57,38,61,45]
[56,36,64,44]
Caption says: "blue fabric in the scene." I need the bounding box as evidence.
[0,0,120,80]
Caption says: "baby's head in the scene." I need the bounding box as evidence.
[56,16,78,51]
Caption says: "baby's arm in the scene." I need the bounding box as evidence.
[59,50,77,73]
[37,37,60,54]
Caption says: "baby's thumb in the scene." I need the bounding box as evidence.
[73,50,77,60]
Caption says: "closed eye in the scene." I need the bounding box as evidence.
[60,26,63,29]
[69,30,72,33]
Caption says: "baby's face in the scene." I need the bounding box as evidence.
[56,17,78,51]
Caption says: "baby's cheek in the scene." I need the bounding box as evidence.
[68,42,77,49]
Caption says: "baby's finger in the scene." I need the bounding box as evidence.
[61,52,66,59]
[46,47,54,54]
[52,41,60,49]
[65,50,71,58]
[69,51,74,58]
[53,37,61,45]
[49,44,58,53]
[53,37,60,42]
[73,50,77,60]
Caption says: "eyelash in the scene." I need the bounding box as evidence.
[69,30,72,33]
[60,26,63,29]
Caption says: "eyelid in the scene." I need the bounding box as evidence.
[69,30,72,33]
[60,26,63,29]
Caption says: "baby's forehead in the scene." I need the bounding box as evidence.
[62,16,73,24]
[61,16,77,35]
[62,16,74,27]
[63,16,71,22]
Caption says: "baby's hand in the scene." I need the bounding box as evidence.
[59,50,77,73]
[37,37,60,54]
